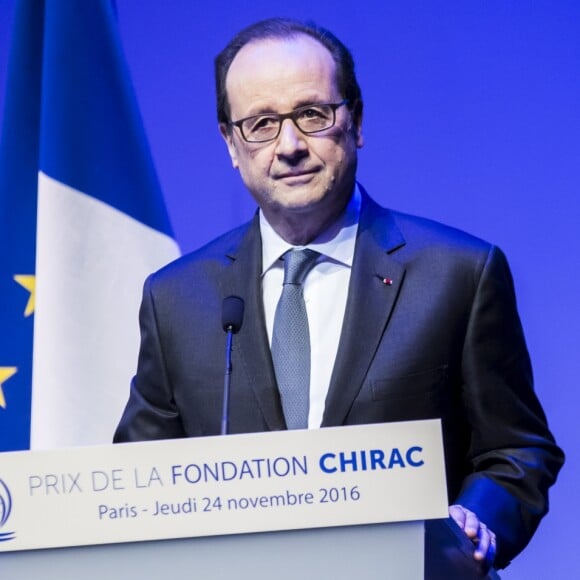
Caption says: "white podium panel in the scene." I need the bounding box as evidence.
[0,421,447,552]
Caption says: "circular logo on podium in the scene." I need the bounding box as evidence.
[0,478,15,542]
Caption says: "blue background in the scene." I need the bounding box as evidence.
[1,1,578,577]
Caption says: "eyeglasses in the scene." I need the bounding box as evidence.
[229,100,349,143]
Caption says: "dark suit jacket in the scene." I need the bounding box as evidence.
[114,189,563,568]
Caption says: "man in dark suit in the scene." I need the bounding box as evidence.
[114,18,563,570]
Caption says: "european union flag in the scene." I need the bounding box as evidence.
[0,0,179,452]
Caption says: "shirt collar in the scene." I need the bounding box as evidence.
[260,184,361,275]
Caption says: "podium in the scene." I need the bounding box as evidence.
[0,422,500,578]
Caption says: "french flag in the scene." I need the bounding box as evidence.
[0,0,179,450]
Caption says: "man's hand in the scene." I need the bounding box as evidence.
[449,504,497,565]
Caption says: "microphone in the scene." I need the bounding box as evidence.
[222,295,244,334]
[221,296,244,435]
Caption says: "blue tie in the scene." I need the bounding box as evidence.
[271,249,319,429]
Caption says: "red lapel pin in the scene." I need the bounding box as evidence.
[376,275,393,286]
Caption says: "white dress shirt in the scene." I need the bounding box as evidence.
[260,186,361,428]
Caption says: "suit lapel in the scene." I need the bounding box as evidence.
[219,215,286,430]
[322,195,406,426]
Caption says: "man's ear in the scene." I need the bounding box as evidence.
[353,101,364,148]
[219,123,239,168]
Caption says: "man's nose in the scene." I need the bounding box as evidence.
[274,118,308,159]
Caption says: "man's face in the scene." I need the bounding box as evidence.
[220,35,363,239]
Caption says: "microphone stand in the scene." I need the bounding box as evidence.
[220,325,234,436]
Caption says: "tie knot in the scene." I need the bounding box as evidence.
[282,249,319,285]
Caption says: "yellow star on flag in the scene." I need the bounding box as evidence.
[0,367,18,409]
[14,274,36,317]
